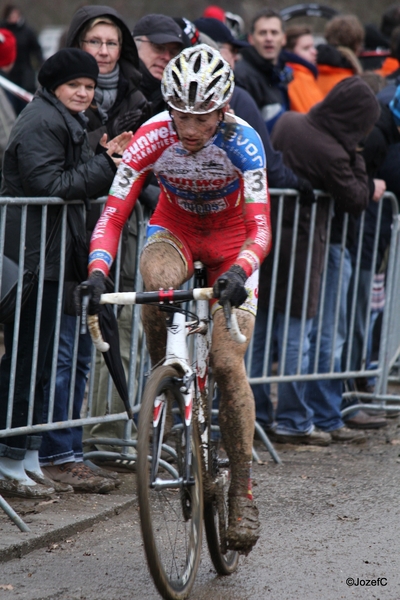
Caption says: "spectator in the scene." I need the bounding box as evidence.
[193,17,314,192]
[0,28,17,175]
[234,9,292,133]
[284,25,324,112]
[133,14,183,115]
[0,48,128,498]
[317,15,364,97]
[38,5,152,483]
[346,84,400,408]
[252,77,381,445]
[65,5,151,148]
[0,3,43,114]
[203,5,226,22]
[376,25,400,79]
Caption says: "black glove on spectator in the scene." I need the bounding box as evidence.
[296,177,316,206]
[213,264,248,308]
[107,109,143,138]
[75,271,106,316]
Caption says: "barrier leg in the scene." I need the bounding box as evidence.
[0,495,30,532]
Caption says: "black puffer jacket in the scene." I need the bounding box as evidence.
[234,48,293,132]
[1,89,117,281]
[259,77,380,318]
[65,5,151,149]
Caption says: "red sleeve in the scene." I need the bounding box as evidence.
[88,115,177,275]
[235,168,272,278]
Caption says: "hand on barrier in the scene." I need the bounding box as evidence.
[213,264,248,308]
[296,177,316,206]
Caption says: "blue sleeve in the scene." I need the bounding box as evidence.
[229,86,299,189]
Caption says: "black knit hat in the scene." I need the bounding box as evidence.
[38,48,99,90]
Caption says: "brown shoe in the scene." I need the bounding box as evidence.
[227,495,260,556]
[83,460,122,486]
[268,428,331,446]
[25,469,74,493]
[345,410,387,429]
[41,462,115,494]
[0,477,55,499]
[330,427,366,444]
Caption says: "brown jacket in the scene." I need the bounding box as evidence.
[259,76,380,318]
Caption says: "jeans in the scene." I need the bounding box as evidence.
[0,281,58,456]
[251,308,314,435]
[250,306,274,429]
[305,245,352,431]
[40,314,92,465]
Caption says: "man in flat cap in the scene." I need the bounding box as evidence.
[133,14,183,114]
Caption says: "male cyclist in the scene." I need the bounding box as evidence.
[86,45,271,555]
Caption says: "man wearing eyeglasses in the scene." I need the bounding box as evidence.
[133,14,183,115]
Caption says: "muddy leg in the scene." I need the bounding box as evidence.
[211,308,260,554]
[140,243,187,367]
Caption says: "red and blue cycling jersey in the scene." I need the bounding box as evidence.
[89,111,272,282]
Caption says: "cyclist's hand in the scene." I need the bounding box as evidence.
[296,177,316,206]
[75,271,106,316]
[213,264,248,308]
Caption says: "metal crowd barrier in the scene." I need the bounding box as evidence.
[246,189,400,418]
[1,190,400,529]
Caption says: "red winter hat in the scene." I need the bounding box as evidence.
[0,28,16,68]
[203,5,226,22]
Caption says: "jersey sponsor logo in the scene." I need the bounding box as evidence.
[109,165,139,200]
[176,197,228,214]
[92,206,117,240]
[216,123,266,169]
[253,214,271,249]
[88,249,113,268]
[129,121,176,158]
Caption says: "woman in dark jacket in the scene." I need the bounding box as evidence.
[0,48,128,499]
[65,5,151,150]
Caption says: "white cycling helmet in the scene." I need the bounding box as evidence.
[161,44,235,114]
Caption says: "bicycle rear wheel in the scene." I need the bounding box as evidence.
[137,365,203,600]
[202,379,239,575]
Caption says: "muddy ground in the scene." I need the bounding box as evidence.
[1,404,400,600]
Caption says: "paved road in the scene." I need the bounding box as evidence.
[1,420,400,600]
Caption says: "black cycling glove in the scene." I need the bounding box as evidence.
[213,264,248,308]
[75,271,106,316]
[296,177,316,207]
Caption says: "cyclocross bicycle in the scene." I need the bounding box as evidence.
[83,262,246,600]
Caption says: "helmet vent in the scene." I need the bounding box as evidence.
[189,81,198,105]
[193,54,202,73]
[206,75,221,94]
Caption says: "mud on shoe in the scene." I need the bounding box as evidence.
[226,495,260,556]
[41,462,115,494]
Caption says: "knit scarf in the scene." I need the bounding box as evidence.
[94,64,120,123]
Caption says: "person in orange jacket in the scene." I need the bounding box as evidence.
[284,25,324,112]
[316,15,364,97]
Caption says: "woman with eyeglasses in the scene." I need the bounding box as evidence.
[65,5,151,149]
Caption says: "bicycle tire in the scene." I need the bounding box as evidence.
[202,378,239,575]
[137,365,203,600]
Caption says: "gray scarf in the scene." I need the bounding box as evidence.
[94,64,120,123]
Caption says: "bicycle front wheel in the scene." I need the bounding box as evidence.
[137,365,203,600]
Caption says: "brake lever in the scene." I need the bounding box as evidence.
[79,284,90,335]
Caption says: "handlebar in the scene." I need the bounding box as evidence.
[80,287,246,352]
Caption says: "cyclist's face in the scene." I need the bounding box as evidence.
[171,110,221,153]
[81,24,121,74]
